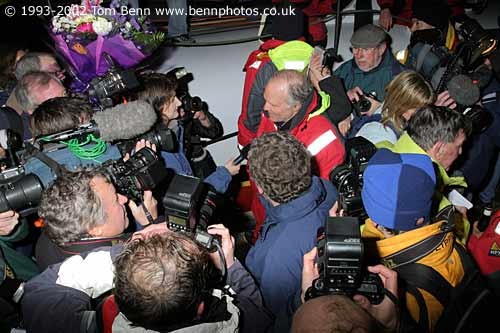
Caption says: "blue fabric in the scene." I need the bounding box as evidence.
[160,124,231,193]
[245,177,338,329]
[23,144,122,187]
[362,149,436,231]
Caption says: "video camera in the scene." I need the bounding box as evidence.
[0,129,44,215]
[163,174,221,251]
[329,137,376,221]
[103,147,167,203]
[87,54,141,109]
[116,123,178,156]
[305,216,384,304]
[408,17,497,133]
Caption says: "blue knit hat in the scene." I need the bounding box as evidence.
[361,149,437,231]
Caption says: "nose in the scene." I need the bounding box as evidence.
[175,96,182,108]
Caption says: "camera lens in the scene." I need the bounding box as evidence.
[0,174,44,213]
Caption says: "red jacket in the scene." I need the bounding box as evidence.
[250,92,345,241]
[468,211,500,277]
[377,0,465,27]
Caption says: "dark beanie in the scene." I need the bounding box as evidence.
[412,0,451,33]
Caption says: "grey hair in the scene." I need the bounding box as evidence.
[271,69,313,108]
[14,52,52,80]
[14,71,59,112]
[38,169,109,245]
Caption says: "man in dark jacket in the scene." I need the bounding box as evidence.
[22,224,273,333]
[245,131,338,331]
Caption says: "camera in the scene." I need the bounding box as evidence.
[0,129,44,215]
[163,174,221,251]
[103,147,167,203]
[87,56,141,108]
[329,137,376,221]
[407,17,497,133]
[305,216,384,304]
[351,93,375,116]
[116,123,178,156]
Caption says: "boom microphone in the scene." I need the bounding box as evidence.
[93,100,157,141]
[447,74,480,106]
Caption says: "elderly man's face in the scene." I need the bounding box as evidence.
[263,78,300,123]
[435,130,466,171]
[39,55,65,80]
[30,79,66,114]
[352,44,387,72]
[89,176,130,237]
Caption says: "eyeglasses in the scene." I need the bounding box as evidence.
[349,46,378,54]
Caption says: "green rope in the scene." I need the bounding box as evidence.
[60,134,108,163]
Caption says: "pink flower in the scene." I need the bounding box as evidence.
[76,22,94,33]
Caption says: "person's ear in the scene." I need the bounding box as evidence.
[87,224,104,237]
[429,141,444,159]
[196,302,205,318]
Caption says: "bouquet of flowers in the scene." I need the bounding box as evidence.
[50,0,165,91]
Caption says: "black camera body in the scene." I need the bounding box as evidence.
[0,129,44,215]
[330,137,376,221]
[88,67,140,108]
[103,147,167,203]
[116,123,178,156]
[351,92,376,117]
[163,174,220,251]
[305,216,384,304]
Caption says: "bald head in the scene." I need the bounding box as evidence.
[292,295,378,333]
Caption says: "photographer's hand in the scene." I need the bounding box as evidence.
[379,8,393,31]
[353,265,399,331]
[128,190,158,226]
[123,139,157,161]
[309,53,331,92]
[347,87,363,103]
[193,110,212,128]
[226,157,241,175]
[435,91,457,109]
[338,115,352,137]
[207,224,235,269]
[0,210,19,236]
[301,247,319,303]
[132,223,171,241]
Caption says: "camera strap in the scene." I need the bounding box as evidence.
[24,142,67,177]
[60,233,131,255]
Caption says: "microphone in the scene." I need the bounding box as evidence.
[93,100,157,141]
[37,101,157,143]
[447,74,480,106]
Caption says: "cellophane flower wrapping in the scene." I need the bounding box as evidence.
[50,0,165,92]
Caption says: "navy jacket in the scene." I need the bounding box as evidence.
[245,176,338,331]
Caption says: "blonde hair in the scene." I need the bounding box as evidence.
[381,70,434,133]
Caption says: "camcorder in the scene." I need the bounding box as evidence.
[116,123,178,156]
[103,147,167,203]
[329,137,376,221]
[352,92,377,117]
[305,216,384,304]
[87,55,141,109]
[0,130,44,215]
[408,17,497,133]
[163,173,221,251]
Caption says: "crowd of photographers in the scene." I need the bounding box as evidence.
[1,0,500,332]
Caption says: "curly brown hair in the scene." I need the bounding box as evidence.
[248,131,312,203]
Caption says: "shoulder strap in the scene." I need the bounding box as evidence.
[381,231,448,269]
[24,142,67,177]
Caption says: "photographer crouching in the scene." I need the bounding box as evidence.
[21,223,273,332]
